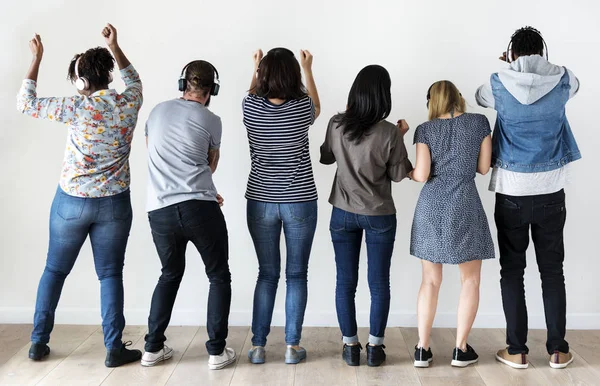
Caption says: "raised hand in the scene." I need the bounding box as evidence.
[499,52,508,62]
[253,49,264,68]
[102,23,118,48]
[397,119,410,136]
[29,34,43,60]
[300,49,313,71]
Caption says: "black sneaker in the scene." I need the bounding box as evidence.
[342,343,362,366]
[451,344,479,367]
[105,341,142,368]
[29,343,50,361]
[414,345,433,367]
[366,344,386,367]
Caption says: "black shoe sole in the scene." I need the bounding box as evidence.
[368,360,385,367]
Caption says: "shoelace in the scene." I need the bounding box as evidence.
[122,340,133,350]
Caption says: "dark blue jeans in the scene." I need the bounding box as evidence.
[247,200,317,347]
[145,200,231,356]
[330,207,396,346]
[32,187,132,350]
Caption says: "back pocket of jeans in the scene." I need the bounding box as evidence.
[365,215,396,233]
[247,200,267,222]
[57,194,85,220]
[286,201,318,222]
[543,201,566,230]
[495,199,522,229]
[112,195,132,221]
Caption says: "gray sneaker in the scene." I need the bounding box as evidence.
[285,346,306,364]
[248,346,266,364]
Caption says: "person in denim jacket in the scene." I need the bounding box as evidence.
[476,26,580,370]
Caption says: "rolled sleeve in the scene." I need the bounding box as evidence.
[387,129,413,182]
[475,80,495,109]
[320,117,336,165]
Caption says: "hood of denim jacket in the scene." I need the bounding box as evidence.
[498,55,565,105]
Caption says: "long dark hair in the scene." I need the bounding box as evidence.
[254,47,306,100]
[68,47,115,88]
[335,65,392,143]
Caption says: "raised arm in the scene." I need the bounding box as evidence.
[103,23,142,106]
[103,24,130,69]
[17,34,80,122]
[249,49,263,95]
[300,50,320,119]
[388,120,413,182]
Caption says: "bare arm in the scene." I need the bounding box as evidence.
[409,143,432,182]
[249,49,263,94]
[103,24,131,69]
[25,35,43,81]
[300,50,320,119]
[477,135,492,175]
[208,149,220,173]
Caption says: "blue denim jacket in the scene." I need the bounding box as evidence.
[490,70,581,172]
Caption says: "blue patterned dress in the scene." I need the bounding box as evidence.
[410,113,495,264]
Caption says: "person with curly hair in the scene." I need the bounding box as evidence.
[16,23,143,367]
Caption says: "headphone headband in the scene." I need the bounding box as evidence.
[506,26,548,63]
[179,60,220,95]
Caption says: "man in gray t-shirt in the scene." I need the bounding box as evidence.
[142,60,236,370]
[145,97,222,211]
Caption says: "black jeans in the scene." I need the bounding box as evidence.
[495,189,569,355]
[145,200,231,355]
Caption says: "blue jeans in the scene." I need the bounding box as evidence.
[31,187,132,350]
[330,207,396,346]
[247,200,317,347]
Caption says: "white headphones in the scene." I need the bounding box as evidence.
[74,56,113,91]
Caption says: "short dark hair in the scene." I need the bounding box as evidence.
[511,26,544,57]
[68,47,115,88]
[254,48,306,100]
[335,65,392,144]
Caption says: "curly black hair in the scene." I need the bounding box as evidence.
[511,26,545,57]
[67,47,115,88]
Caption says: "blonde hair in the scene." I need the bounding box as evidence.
[427,80,466,121]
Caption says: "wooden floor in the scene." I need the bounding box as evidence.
[0,325,598,385]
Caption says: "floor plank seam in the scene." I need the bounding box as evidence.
[227,326,250,386]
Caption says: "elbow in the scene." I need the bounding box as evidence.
[477,166,491,176]
[411,171,429,183]
[314,106,321,120]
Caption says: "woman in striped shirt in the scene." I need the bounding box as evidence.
[243,47,321,365]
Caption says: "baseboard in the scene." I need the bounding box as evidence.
[1,307,598,329]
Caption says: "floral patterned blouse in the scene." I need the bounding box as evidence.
[16,65,143,198]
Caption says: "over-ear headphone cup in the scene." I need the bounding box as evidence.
[108,73,113,84]
[75,77,89,91]
[211,83,220,96]
[178,78,187,92]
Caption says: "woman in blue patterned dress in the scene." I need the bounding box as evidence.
[409,81,494,368]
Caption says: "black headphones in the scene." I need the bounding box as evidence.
[506,26,548,63]
[178,60,220,96]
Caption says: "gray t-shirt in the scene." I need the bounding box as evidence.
[320,116,413,216]
[145,98,222,212]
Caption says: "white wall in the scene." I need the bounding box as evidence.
[1,0,599,330]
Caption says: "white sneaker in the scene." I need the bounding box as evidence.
[141,345,174,367]
[208,347,237,370]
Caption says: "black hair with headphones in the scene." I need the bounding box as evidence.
[178,60,220,96]
[506,26,548,63]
